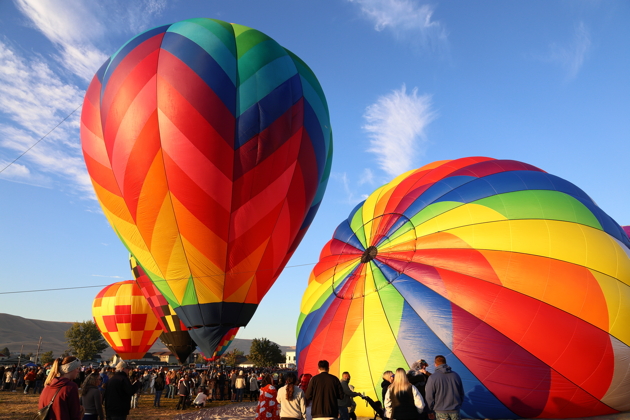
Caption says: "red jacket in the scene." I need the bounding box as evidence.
[38,377,81,420]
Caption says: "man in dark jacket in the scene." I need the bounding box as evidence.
[104,361,134,420]
[338,372,361,420]
[425,355,465,420]
[305,360,344,420]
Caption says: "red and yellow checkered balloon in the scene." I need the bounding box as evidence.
[93,280,163,360]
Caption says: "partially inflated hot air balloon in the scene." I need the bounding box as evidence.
[81,18,332,356]
[93,280,163,360]
[130,256,196,364]
[202,327,239,361]
[297,157,630,419]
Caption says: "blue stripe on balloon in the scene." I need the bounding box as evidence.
[401,176,475,219]
[395,301,520,418]
[160,31,236,115]
[167,20,237,85]
[378,215,412,247]
[235,73,302,149]
[300,200,321,231]
[372,260,400,283]
[333,220,365,251]
[299,74,330,148]
[296,292,336,352]
[303,99,326,180]
[102,24,170,92]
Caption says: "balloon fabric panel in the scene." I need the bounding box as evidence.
[297,157,630,419]
[81,18,332,356]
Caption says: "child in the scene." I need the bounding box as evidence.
[192,387,208,408]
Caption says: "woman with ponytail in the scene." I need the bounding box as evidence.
[38,356,82,420]
[277,372,306,420]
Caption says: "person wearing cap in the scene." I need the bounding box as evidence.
[104,361,134,420]
[38,356,82,420]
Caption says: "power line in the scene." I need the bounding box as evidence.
[0,262,318,295]
[0,104,81,175]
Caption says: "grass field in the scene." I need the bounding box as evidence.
[0,390,241,420]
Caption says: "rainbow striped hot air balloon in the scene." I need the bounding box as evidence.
[92,280,163,360]
[80,18,332,356]
[296,157,630,419]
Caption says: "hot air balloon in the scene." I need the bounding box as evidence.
[80,18,333,356]
[202,327,239,361]
[130,256,196,364]
[296,157,630,419]
[92,280,163,360]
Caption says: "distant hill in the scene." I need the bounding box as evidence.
[0,313,294,360]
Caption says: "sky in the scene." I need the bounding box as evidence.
[0,0,629,350]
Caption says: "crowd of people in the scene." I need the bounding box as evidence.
[1,353,465,420]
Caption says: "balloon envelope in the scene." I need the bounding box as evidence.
[297,157,630,419]
[81,18,333,355]
[130,256,196,364]
[92,280,163,360]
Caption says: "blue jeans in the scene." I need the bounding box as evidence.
[154,390,163,406]
[236,388,244,402]
[339,406,349,420]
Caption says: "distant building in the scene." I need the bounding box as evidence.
[0,353,8,361]
[153,351,179,365]
[280,350,296,369]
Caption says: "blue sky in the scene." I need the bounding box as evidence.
[0,0,628,348]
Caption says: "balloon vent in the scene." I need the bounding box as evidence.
[361,246,378,263]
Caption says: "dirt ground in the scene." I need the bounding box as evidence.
[0,390,251,420]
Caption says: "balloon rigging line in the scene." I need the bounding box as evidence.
[0,262,318,295]
[0,104,81,175]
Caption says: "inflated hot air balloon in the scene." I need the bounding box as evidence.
[297,157,630,419]
[202,327,239,361]
[130,256,196,364]
[81,18,333,356]
[93,280,163,360]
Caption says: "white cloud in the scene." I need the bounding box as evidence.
[13,0,168,80]
[546,22,591,81]
[0,41,92,194]
[357,168,375,186]
[363,85,435,177]
[348,0,447,52]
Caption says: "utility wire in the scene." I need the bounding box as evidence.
[0,262,318,295]
[0,104,81,175]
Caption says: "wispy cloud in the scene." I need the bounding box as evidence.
[544,22,591,81]
[1,0,167,195]
[348,0,448,53]
[332,172,370,205]
[0,41,91,192]
[363,85,435,177]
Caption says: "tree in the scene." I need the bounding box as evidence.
[65,321,108,361]
[195,353,206,364]
[222,348,245,367]
[40,351,54,365]
[1,347,9,356]
[248,338,285,368]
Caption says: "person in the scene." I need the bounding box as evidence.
[384,368,425,420]
[24,367,37,394]
[175,373,191,410]
[407,360,431,406]
[249,372,259,401]
[381,370,394,405]
[130,373,141,409]
[34,366,46,394]
[298,373,312,420]
[235,370,247,402]
[338,372,361,420]
[81,373,105,420]
[38,356,82,420]
[153,371,165,407]
[305,360,344,420]
[255,374,280,420]
[424,356,464,420]
[104,361,134,420]
[192,387,208,408]
[277,372,306,420]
